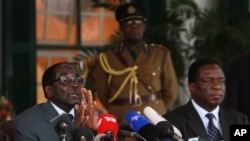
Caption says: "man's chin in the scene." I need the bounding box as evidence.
[128,38,141,43]
[70,99,81,105]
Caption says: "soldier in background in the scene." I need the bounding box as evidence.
[93,2,178,125]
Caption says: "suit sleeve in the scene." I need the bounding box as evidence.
[14,116,38,141]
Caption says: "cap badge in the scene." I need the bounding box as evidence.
[127,5,136,14]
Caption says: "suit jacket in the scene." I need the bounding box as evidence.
[14,101,73,141]
[163,100,249,141]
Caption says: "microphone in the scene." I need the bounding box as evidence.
[118,129,141,138]
[94,134,109,141]
[143,106,184,141]
[118,124,146,141]
[73,127,94,141]
[50,113,74,141]
[126,110,160,141]
[188,137,208,141]
[58,121,68,141]
[96,113,119,141]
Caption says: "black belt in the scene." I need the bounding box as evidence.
[110,93,162,106]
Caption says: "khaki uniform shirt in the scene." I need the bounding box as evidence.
[93,43,178,125]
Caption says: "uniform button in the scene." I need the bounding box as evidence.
[152,72,156,76]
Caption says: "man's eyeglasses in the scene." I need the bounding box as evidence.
[51,76,86,87]
[123,19,144,26]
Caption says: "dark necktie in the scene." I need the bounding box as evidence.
[67,114,74,122]
[206,113,223,141]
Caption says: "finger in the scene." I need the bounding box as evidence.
[85,90,93,104]
[85,92,94,106]
[90,101,97,109]
[74,104,87,127]
[74,104,79,110]
[81,88,87,103]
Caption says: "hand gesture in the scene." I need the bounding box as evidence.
[74,88,98,130]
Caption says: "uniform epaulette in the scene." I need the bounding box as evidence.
[149,43,169,51]
[149,43,165,48]
[101,46,117,53]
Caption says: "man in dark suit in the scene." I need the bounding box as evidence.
[14,62,98,141]
[163,58,249,141]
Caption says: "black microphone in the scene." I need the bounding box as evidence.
[50,113,74,141]
[118,129,141,138]
[73,127,94,141]
[118,124,146,141]
[94,134,113,141]
[126,110,160,141]
[118,124,141,138]
[143,106,184,141]
[94,131,116,141]
[58,121,68,141]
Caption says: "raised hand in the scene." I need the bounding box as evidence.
[74,88,98,130]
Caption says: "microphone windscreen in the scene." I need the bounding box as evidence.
[97,113,119,137]
[93,134,107,141]
[143,106,166,124]
[73,127,94,141]
[138,124,160,141]
[157,121,174,138]
[126,111,150,132]
[58,121,68,132]
[143,106,182,138]
[50,113,74,132]
[126,110,160,141]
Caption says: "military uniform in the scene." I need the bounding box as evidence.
[94,43,178,125]
[93,2,178,125]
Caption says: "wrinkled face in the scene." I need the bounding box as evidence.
[120,19,145,42]
[189,64,225,111]
[45,64,84,111]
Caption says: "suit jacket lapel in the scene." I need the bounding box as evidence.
[185,101,210,139]
[219,108,230,141]
[43,101,58,121]
[43,101,74,140]
[43,102,59,135]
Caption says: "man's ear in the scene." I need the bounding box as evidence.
[45,86,52,98]
[188,83,196,94]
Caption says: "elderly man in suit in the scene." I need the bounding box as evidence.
[163,58,249,141]
[14,62,98,141]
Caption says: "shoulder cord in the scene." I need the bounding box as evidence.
[99,53,138,103]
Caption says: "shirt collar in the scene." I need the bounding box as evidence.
[191,99,220,121]
[115,41,150,54]
[50,101,75,118]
